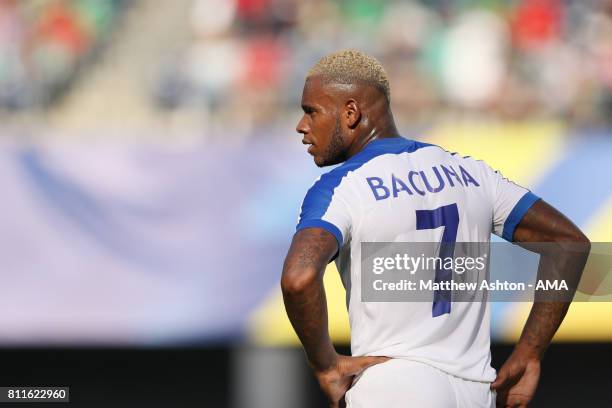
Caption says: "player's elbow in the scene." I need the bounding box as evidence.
[281,266,319,296]
[552,227,591,257]
[571,230,590,247]
[556,227,590,246]
[572,230,591,254]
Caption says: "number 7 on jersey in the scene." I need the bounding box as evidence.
[416,203,459,317]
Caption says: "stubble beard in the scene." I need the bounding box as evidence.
[317,117,347,167]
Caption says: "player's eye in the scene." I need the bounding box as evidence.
[302,106,315,115]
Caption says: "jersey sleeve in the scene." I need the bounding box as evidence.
[295,174,352,252]
[486,166,541,241]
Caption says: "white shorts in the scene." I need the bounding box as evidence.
[345,359,495,408]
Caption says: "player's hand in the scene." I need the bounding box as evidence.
[314,354,390,408]
[491,347,541,408]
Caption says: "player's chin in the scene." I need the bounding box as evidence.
[313,155,328,167]
[313,153,342,168]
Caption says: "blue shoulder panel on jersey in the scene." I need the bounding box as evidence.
[296,137,433,251]
[502,191,541,241]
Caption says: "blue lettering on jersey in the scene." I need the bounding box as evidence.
[367,165,480,201]
[420,166,445,193]
[366,177,390,200]
[408,171,425,195]
[459,165,480,187]
[391,174,412,197]
[440,164,463,187]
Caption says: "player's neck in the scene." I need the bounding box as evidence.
[346,119,400,159]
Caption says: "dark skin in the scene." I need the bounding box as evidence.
[284,75,397,408]
[491,203,590,408]
[296,76,400,167]
[282,228,387,408]
[281,75,590,408]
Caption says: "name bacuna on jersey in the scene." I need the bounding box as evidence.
[366,163,480,200]
[295,136,540,383]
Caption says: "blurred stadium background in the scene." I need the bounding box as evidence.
[0,0,611,407]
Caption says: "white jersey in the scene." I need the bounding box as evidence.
[295,137,539,382]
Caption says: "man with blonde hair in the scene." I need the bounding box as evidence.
[281,49,589,407]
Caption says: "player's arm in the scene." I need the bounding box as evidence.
[281,227,388,408]
[281,227,338,371]
[492,199,590,407]
[511,199,590,358]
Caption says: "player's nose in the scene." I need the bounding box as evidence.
[296,115,309,135]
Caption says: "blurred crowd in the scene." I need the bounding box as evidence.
[1,0,611,130]
[0,0,124,111]
[155,0,612,129]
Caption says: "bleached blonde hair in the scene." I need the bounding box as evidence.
[307,49,391,103]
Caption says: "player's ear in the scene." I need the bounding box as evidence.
[344,99,361,129]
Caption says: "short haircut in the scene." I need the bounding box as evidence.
[307,49,391,103]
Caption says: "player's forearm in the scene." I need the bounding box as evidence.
[512,200,591,358]
[282,273,338,371]
[516,244,589,359]
[515,301,568,359]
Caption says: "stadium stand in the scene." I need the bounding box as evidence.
[0,0,126,110]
